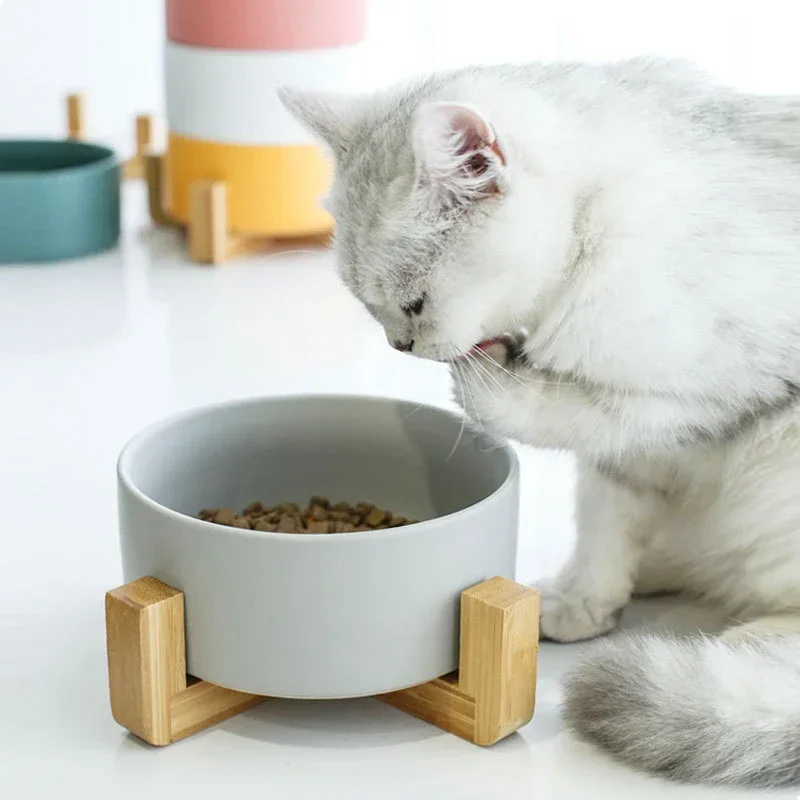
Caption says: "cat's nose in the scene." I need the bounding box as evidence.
[392,339,414,352]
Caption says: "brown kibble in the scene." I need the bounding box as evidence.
[337,522,358,533]
[307,520,329,533]
[365,507,389,527]
[199,497,415,535]
[309,506,328,522]
[213,508,238,525]
[277,514,300,533]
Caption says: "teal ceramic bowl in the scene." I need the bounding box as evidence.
[0,140,120,263]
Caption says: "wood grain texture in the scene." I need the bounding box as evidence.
[460,576,539,745]
[380,672,476,741]
[379,576,539,746]
[66,93,86,141]
[105,577,187,745]
[143,154,175,227]
[186,177,331,264]
[170,680,263,742]
[122,115,155,180]
[106,576,537,747]
[106,577,262,745]
[189,180,228,264]
[136,115,154,158]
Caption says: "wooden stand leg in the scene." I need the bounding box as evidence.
[106,576,538,747]
[122,114,155,180]
[379,576,539,745]
[105,577,262,745]
[143,154,175,227]
[187,179,334,265]
[66,93,86,141]
[189,181,229,264]
[136,116,154,159]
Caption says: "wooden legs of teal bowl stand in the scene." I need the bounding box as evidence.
[0,140,121,263]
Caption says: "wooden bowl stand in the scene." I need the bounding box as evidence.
[138,153,332,265]
[105,575,539,747]
[66,93,332,265]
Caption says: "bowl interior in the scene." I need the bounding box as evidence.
[0,140,115,176]
[122,396,513,525]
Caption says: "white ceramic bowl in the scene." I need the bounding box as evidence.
[117,395,519,699]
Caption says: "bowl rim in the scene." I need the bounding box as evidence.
[0,138,118,182]
[117,393,520,542]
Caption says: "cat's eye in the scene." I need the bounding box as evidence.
[402,295,426,317]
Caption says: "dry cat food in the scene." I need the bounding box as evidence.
[198,496,417,533]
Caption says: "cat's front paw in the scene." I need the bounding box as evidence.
[539,583,623,643]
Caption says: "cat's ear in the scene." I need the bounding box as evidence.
[412,102,507,205]
[277,87,357,156]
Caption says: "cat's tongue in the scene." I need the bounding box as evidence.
[463,337,507,358]
[473,337,504,352]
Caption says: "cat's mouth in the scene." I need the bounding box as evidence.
[421,335,518,363]
[455,336,509,361]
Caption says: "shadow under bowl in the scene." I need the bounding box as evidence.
[0,140,120,263]
[117,394,520,699]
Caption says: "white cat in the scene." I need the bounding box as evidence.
[280,58,800,787]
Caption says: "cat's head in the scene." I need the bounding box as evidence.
[279,79,569,360]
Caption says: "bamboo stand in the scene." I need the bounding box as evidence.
[135,152,331,264]
[105,575,539,747]
[65,93,332,265]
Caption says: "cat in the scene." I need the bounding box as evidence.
[280,57,800,787]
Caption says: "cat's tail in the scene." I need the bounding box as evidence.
[563,631,800,787]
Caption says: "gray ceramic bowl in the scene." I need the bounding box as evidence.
[117,395,520,699]
[0,139,120,263]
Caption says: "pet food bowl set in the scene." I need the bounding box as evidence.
[2,0,368,266]
[0,96,120,264]
[107,395,540,746]
[146,0,369,263]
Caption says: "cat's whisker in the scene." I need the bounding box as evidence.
[464,351,505,404]
[473,346,576,392]
[468,350,520,398]
[446,360,469,461]
[473,347,530,389]
[452,349,487,434]
[462,351,500,394]
[399,401,426,421]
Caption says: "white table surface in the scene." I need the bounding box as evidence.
[1,184,789,799]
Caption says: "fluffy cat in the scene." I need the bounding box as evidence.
[280,58,800,787]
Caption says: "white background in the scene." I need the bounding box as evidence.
[3,0,800,146]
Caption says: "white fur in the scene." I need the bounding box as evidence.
[280,58,800,786]
[412,102,505,205]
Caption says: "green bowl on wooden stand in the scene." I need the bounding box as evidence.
[0,139,120,263]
